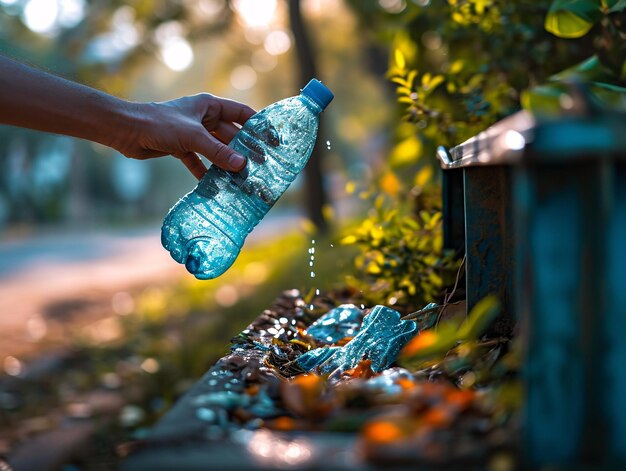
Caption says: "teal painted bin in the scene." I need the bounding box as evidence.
[438,95,626,469]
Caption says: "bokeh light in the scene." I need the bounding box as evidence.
[84,6,139,64]
[214,284,239,307]
[251,49,278,72]
[57,0,86,28]
[22,0,59,35]
[196,0,226,20]
[243,262,269,284]
[263,30,291,56]
[232,0,277,29]
[21,0,86,35]
[26,316,47,341]
[378,0,406,14]
[230,65,257,90]
[248,430,313,467]
[155,21,194,71]
[140,358,160,374]
[3,356,22,377]
[111,291,135,316]
[160,37,194,71]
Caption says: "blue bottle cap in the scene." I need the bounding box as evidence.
[301,79,334,110]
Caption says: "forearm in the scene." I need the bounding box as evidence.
[0,55,253,178]
[0,55,136,148]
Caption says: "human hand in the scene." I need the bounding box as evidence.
[114,94,256,180]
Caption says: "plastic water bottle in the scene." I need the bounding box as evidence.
[161,79,334,279]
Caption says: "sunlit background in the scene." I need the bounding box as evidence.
[0,0,395,231]
[0,0,404,465]
[0,0,398,349]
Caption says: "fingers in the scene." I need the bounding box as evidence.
[212,121,240,144]
[191,130,246,172]
[176,152,208,180]
[214,97,256,126]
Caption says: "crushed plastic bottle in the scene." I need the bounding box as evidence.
[162,79,334,279]
[306,304,363,344]
[297,305,418,374]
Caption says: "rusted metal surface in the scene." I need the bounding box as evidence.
[463,166,514,338]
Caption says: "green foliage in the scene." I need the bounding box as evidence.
[341,192,460,311]
[349,0,625,147]
[544,0,626,39]
[398,295,501,370]
[521,54,626,114]
[527,0,626,113]
[545,0,603,38]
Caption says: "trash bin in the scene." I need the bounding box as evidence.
[437,90,626,469]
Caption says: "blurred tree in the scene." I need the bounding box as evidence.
[288,0,328,232]
[0,0,340,228]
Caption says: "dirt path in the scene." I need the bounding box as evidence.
[0,227,188,359]
[0,212,300,361]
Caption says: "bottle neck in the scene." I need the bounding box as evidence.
[300,94,323,114]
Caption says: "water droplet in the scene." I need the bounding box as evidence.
[326,140,331,150]
[330,244,334,247]
[279,317,288,324]
[311,247,315,254]
[309,261,313,267]
[315,289,320,295]
[310,271,316,278]
[360,304,365,309]
[309,304,315,310]
[312,239,315,245]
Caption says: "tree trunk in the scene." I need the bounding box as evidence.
[288,0,328,233]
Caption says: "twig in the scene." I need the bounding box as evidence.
[436,254,466,329]
[401,301,462,321]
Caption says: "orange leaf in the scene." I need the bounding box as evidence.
[362,420,404,444]
[380,172,402,197]
[422,405,456,428]
[444,389,475,411]
[272,416,296,431]
[400,330,438,357]
[344,359,374,379]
